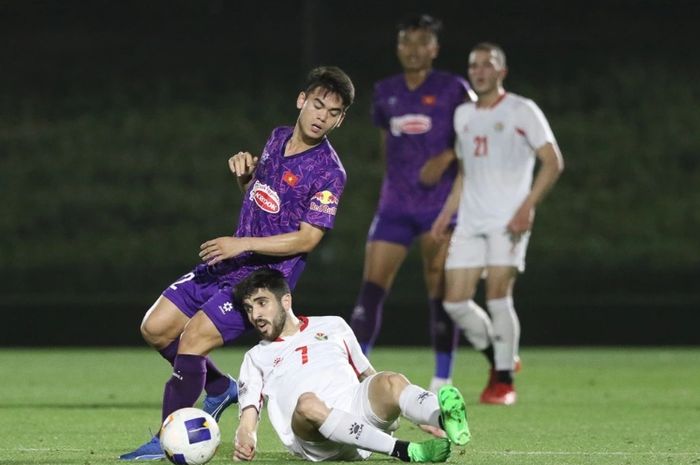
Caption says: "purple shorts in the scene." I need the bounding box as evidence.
[161,264,257,344]
[367,208,451,247]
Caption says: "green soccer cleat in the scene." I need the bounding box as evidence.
[407,438,451,462]
[438,385,471,446]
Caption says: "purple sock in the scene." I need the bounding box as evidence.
[158,340,228,396]
[429,299,459,378]
[349,281,387,354]
[162,354,206,421]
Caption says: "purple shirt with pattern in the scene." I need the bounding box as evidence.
[214,126,346,287]
[372,70,469,213]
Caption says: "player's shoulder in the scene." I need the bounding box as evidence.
[270,125,294,139]
[505,93,541,112]
[454,99,477,117]
[312,140,346,178]
[307,315,350,330]
[373,73,404,93]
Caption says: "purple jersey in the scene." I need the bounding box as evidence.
[215,126,346,287]
[372,70,469,213]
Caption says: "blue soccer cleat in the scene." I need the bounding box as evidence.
[118,435,164,461]
[202,374,238,422]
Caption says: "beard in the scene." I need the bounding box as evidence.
[255,307,288,341]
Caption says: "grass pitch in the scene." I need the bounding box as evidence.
[1,347,698,465]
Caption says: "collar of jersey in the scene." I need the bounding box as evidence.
[274,315,309,342]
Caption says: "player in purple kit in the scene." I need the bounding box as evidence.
[120,66,355,461]
[350,15,473,392]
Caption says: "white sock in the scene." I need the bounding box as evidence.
[443,299,493,350]
[318,408,396,455]
[429,377,452,394]
[487,297,520,371]
[398,384,441,427]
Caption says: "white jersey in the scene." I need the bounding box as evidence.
[453,93,556,234]
[237,315,371,450]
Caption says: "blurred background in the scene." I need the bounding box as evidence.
[2,0,698,347]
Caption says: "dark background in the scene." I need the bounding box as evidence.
[2,0,699,346]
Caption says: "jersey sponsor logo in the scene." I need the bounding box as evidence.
[250,180,281,214]
[259,150,270,163]
[421,94,437,106]
[389,114,432,136]
[282,170,300,187]
[310,190,339,216]
[237,381,248,397]
[348,422,364,439]
[273,356,283,367]
[315,332,328,341]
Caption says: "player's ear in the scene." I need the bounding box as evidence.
[281,293,292,311]
[332,112,346,130]
[296,92,306,110]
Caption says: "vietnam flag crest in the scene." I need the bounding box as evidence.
[282,170,300,187]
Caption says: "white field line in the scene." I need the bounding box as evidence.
[1,448,88,452]
[472,451,699,456]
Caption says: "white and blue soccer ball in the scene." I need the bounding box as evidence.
[160,407,221,465]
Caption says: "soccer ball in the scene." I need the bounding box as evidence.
[160,407,221,465]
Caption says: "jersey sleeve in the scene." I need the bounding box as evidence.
[453,105,468,160]
[237,350,264,418]
[302,166,346,230]
[516,100,556,151]
[371,82,389,129]
[337,318,372,376]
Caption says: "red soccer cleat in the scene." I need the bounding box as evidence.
[480,382,517,405]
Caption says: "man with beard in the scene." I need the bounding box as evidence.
[232,268,471,462]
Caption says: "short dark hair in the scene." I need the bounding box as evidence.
[397,14,443,37]
[233,268,291,305]
[304,66,355,108]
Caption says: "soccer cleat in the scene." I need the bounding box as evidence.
[202,374,238,422]
[480,382,517,405]
[437,385,471,446]
[407,438,452,462]
[118,435,164,461]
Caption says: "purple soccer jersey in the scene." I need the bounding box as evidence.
[163,126,345,343]
[219,126,346,285]
[372,70,469,213]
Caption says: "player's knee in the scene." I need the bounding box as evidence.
[377,372,410,397]
[294,392,324,421]
[140,317,166,346]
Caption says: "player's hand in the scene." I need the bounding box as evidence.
[199,237,249,265]
[419,150,456,186]
[430,211,452,242]
[233,429,257,461]
[507,202,535,239]
[229,152,259,178]
[419,424,447,438]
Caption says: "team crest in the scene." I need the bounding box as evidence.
[494,122,504,132]
[249,180,281,214]
[273,356,283,367]
[315,332,328,341]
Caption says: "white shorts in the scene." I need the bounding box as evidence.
[288,373,398,462]
[445,228,530,272]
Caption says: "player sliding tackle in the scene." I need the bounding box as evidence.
[232,269,471,462]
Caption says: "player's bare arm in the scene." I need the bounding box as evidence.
[233,406,259,461]
[507,142,564,236]
[430,169,464,241]
[419,148,457,186]
[199,222,325,265]
[229,151,259,193]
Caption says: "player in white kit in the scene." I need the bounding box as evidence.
[231,269,471,462]
[431,43,564,405]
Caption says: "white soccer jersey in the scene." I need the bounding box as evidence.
[453,93,556,234]
[237,315,371,449]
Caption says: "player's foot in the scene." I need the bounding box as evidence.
[480,382,517,405]
[429,376,452,394]
[118,436,164,461]
[407,438,451,462]
[202,374,238,422]
[437,385,471,446]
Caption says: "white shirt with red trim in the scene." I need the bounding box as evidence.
[237,315,371,448]
[453,92,556,234]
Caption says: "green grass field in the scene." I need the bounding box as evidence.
[1,347,698,465]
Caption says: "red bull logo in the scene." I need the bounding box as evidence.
[249,181,280,214]
[312,190,339,205]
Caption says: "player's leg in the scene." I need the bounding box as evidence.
[479,231,528,405]
[350,239,409,354]
[418,232,459,392]
[292,390,451,462]
[367,372,470,446]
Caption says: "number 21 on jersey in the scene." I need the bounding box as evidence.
[474,135,488,156]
